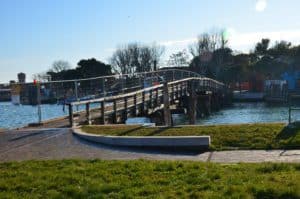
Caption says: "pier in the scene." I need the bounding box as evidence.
[66,69,230,127]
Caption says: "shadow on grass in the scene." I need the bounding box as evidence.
[276,125,299,140]
[118,126,144,136]
[253,188,299,199]
[147,127,173,136]
[275,125,300,150]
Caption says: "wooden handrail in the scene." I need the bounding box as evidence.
[68,77,225,106]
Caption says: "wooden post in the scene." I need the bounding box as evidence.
[188,81,197,124]
[205,94,212,116]
[113,100,117,123]
[133,94,137,116]
[68,104,74,127]
[142,91,145,114]
[289,106,291,124]
[176,84,179,99]
[171,84,175,103]
[86,103,91,125]
[155,88,159,106]
[179,83,182,98]
[163,82,172,126]
[101,101,105,124]
[185,82,188,95]
[123,97,128,122]
[288,95,291,124]
[149,90,153,108]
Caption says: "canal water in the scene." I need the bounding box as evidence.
[0,102,299,129]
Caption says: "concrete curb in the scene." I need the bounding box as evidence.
[72,127,210,149]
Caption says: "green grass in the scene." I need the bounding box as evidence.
[0,160,299,198]
[81,123,300,150]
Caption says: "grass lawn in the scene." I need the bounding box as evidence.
[81,123,300,150]
[0,160,299,198]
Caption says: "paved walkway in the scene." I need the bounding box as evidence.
[0,129,299,163]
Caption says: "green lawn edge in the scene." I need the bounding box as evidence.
[81,123,300,150]
[0,159,299,198]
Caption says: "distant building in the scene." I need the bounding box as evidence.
[18,72,26,83]
[264,80,288,102]
[281,71,300,91]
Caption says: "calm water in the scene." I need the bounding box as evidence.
[0,102,98,129]
[0,102,299,129]
[173,102,300,125]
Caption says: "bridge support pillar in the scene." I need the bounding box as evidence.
[163,82,172,126]
[100,101,105,124]
[205,93,212,116]
[188,81,197,124]
[197,93,212,117]
[123,97,128,123]
[86,103,91,125]
[68,104,74,127]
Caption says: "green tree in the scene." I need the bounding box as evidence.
[77,58,112,78]
[254,38,270,56]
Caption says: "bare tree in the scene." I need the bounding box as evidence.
[189,29,229,76]
[110,43,165,74]
[189,30,227,58]
[49,60,71,73]
[167,50,190,67]
[32,72,51,82]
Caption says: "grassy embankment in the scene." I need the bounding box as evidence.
[81,123,300,150]
[0,160,299,198]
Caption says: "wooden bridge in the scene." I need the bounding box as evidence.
[67,69,230,127]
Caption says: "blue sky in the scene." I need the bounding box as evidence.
[1,0,300,83]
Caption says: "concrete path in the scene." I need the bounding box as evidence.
[0,128,299,163]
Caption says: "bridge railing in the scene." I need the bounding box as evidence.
[14,69,202,104]
[66,76,226,126]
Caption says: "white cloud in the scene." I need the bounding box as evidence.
[159,38,197,47]
[157,29,300,58]
[255,0,267,12]
[228,29,300,52]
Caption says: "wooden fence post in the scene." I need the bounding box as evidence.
[101,101,105,124]
[188,81,197,124]
[163,82,172,126]
[86,103,91,125]
[142,91,145,114]
[123,97,128,122]
[155,88,159,107]
[149,90,153,108]
[68,104,74,127]
[113,100,117,123]
[133,94,137,116]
